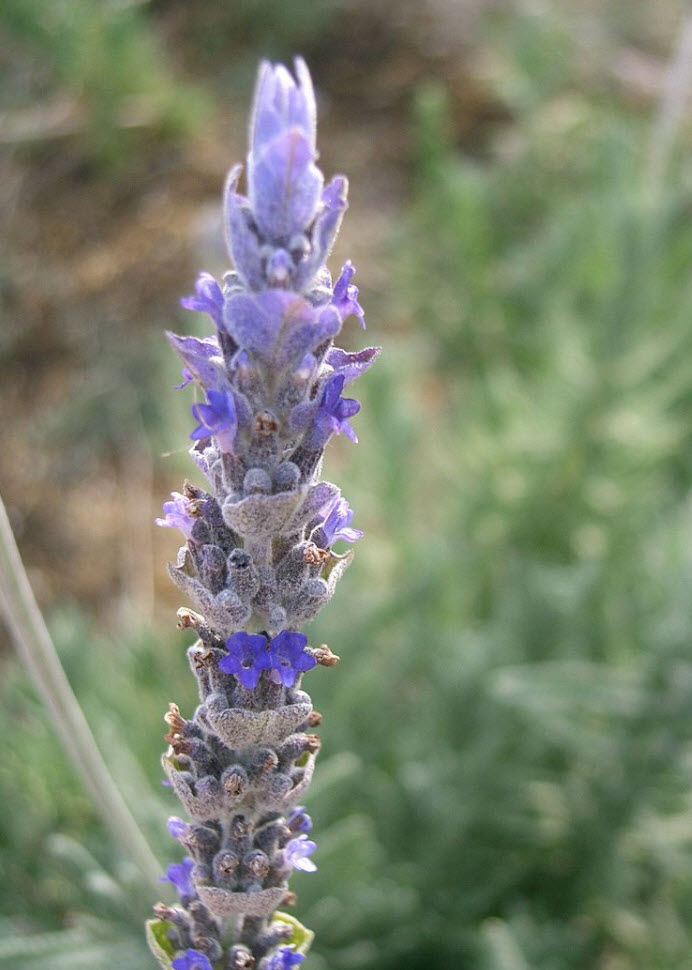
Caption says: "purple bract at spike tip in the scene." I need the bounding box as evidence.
[149,56,377,970]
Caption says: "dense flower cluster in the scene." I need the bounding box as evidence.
[147,57,376,970]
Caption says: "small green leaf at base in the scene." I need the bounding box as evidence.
[146,919,175,970]
[270,912,314,955]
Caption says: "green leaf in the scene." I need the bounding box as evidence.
[270,912,314,955]
[145,919,175,970]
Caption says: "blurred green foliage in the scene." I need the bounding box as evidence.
[174,0,338,83]
[1,0,204,168]
[4,3,692,970]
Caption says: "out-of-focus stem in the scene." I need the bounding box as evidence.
[0,492,162,886]
[647,8,692,193]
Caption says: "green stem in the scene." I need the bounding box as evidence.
[0,492,162,886]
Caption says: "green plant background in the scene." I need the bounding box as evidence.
[3,2,692,969]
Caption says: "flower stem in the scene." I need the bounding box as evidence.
[0,491,162,886]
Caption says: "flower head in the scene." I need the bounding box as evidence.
[219,632,271,689]
[149,54,376,970]
[180,272,224,329]
[319,496,363,547]
[156,492,197,539]
[159,856,195,901]
[283,834,317,873]
[190,388,237,453]
[268,631,316,688]
[171,949,213,970]
[264,946,305,970]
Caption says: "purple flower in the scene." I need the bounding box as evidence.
[190,388,237,453]
[264,946,305,970]
[287,805,313,834]
[171,949,213,970]
[167,816,189,841]
[306,373,360,448]
[180,272,224,329]
[248,58,323,240]
[331,261,365,328]
[283,834,317,873]
[156,492,196,539]
[318,496,363,547]
[268,631,316,688]
[159,857,195,901]
[219,632,271,689]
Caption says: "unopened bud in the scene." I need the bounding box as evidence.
[243,849,270,881]
[313,644,340,666]
[221,766,248,798]
[254,410,279,436]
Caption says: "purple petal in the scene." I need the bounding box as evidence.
[332,260,365,328]
[171,950,213,970]
[326,346,380,386]
[265,945,305,970]
[238,665,262,689]
[322,373,344,410]
[340,420,358,444]
[287,806,313,833]
[167,817,188,840]
[271,630,308,659]
[335,524,363,543]
[156,492,196,538]
[219,632,270,689]
[336,397,360,420]
[159,857,195,900]
[189,389,237,453]
[180,273,224,328]
[284,835,317,873]
[293,651,317,674]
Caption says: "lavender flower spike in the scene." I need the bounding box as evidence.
[148,57,377,970]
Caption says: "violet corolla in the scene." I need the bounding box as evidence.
[147,57,377,970]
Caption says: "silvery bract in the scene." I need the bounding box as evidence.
[148,58,377,970]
